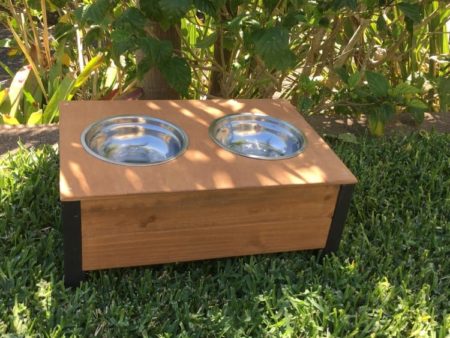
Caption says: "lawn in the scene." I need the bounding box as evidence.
[0,132,449,337]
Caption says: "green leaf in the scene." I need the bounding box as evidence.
[49,0,70,8]
[111,30,136,61]
[282,12,306,28]
[104,62,118,90]
[332,0,357,10]
[335,67,349,84]
[390,83,421,97]
[48,64,63,96]
[398,2,422,23]
[22,90,36,105]
[8,66,31,118]
[368,114,385,136]
[407,98,427,110]
[195,32,217,49]
[228,0,244,16]
[297,96,313,112]
[263,0,279,12]
[407,99,427,124]
[367,102,395,136]
[159,57,191,96]
[0,60,14,78]
[366,71,389,97]
[0,89,8,106]
[140,0,163,21]
[43,75,75,123]
[192,0,220,17]
[158,0,192,21]
[22,72,42,119]
[222,32,236,51]
[138,37,173,66]
[26,110,43,126]
[226,14,247,32]
[1,114,20,125]
[298,75,316,94]
[82,0,117,25]
[83,27,102,48]
[114,8,147,31]
[73,54,104,90]
[253,27,296,71]
[378,102,396,120]
[348,71,361,89]
[376,15,387,33]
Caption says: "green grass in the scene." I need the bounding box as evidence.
[0,132,449,337]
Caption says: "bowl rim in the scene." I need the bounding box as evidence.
[208,112,307,160]
[80,114,189,166]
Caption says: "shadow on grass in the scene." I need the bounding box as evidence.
[0,132,449,336]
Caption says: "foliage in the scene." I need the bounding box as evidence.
[0,133,449,335]
[125,0,448,134]
[0,0,449,133]
[332,69,429,135]
[0,0,140,125]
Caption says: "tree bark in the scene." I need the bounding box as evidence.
[209,5,232,98]
[138,23,181,100]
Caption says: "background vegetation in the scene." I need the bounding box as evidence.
[0,132,449,336]
[0,0,449,134]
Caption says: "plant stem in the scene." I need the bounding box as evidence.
[40,0,52,67]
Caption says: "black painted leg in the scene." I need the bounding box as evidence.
[62,201,84,287]
[322,184,355,255]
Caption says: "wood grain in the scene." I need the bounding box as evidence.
[81,185,339,270]
[60,99,357,201]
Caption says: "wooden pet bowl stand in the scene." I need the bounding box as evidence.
[60,99,357,287]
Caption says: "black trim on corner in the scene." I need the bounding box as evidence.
[62,201,84,287]
[322,184,355,255]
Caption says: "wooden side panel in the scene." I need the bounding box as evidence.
[81,185,339,270]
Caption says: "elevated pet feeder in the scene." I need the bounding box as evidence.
[60,99,357,286]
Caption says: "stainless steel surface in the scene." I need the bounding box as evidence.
[209,113,306,160]
[81,115,188,166]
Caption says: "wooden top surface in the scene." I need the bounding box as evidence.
[59,99,357,201]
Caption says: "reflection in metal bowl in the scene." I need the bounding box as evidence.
[81,115,188,166]
[209,113,306,160]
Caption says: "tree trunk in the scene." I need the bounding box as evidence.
[209,5,232,98]
[138,23,181,99]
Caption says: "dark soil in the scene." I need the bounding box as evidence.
[1,112,448,157]
[0,124,59,156]
[306,112,450,136]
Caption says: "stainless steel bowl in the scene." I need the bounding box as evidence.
[81,115,188,166]
[209,113,306,160]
